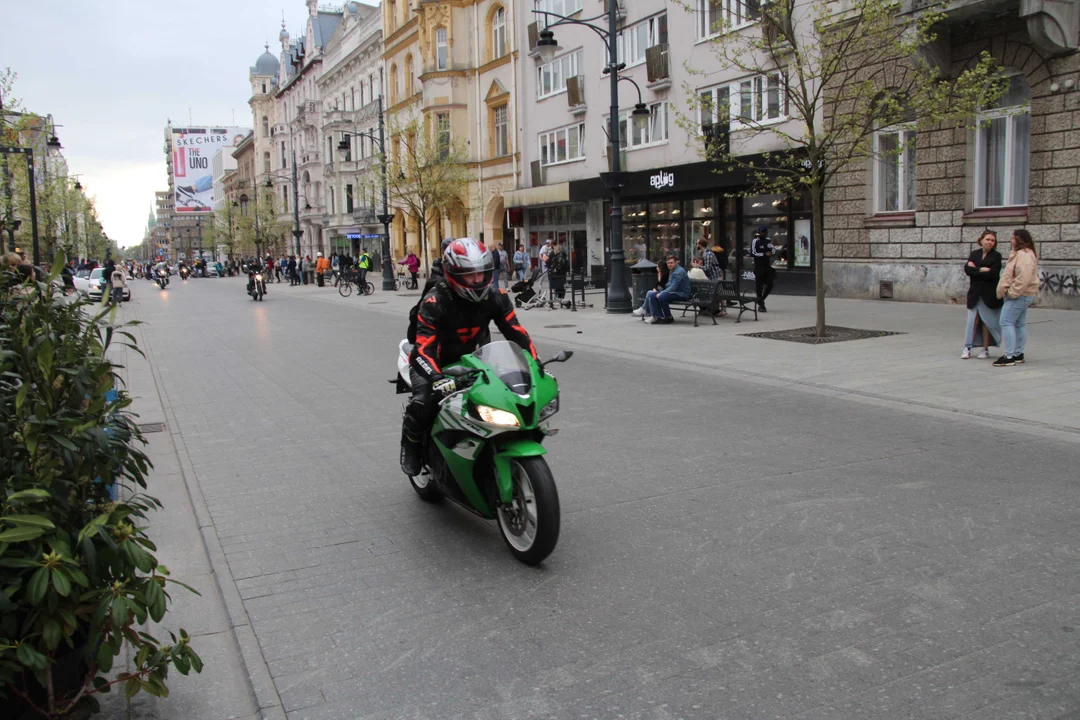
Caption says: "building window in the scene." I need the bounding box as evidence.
[697,0,760,39]
[390,64,398,104]
[492,7,507,60]
[330,187,335,215]
[346,184,354,214]
[436,113,451,160]
[388,0,397,32]
[607,102,670,152]
[539,123,586,166]
[537,50,581,99]
[436,28,448,70]
[263,151,270,174]
[281,142,287,167]
[617,13,667,68]
[975,73,1031,208]
[405,56,415,95]
[874,125,916,213]
[538,0,583,27]
[700,73,786,127]
[494,104,509,157]
[261,116,269,136]
[283,185,289,212]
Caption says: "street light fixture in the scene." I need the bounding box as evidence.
[532,0,634,313]
[333,94,395,291]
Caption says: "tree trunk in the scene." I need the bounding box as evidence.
[811,179,826,338]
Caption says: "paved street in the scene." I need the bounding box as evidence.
[118,276,1080,720]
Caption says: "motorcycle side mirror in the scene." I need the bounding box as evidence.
[443,366,472,378]
[541,350,573,369]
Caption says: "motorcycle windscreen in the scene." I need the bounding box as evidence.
[474,341,532,395]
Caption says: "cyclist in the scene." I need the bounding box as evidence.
[400,238,538,476]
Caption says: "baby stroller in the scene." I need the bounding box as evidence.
[511,267,547,309]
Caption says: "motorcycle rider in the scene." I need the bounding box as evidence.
[400,237,538,477]
[247,262,267,296]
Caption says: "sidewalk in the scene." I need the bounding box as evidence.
[298,278,1080,435]
[100,308,276,720]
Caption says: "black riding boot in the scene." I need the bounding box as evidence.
[400,426,423,477]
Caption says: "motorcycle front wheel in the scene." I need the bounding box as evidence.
[497,457,560,565]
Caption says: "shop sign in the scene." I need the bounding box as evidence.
[649,171,675,190]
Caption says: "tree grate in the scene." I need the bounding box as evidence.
[740,326,906,345]
[138,423,167,434]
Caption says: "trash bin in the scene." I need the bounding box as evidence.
[630,259,658,309]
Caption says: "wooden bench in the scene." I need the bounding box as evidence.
[716,279,760,323]
[669,279,723,327]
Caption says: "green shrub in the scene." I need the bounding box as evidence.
[0,254,201,718]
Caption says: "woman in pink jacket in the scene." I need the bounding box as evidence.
[994,228,1040,367]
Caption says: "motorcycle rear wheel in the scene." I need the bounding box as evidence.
[497,457,560,565]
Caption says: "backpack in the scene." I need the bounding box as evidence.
[492,250,502,270]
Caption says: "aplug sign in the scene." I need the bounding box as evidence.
[649,171,675,190]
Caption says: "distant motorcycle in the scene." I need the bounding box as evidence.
[155,268,169,290]
[179,266,192,280]
[248,272,266,301]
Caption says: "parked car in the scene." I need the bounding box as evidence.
[71,269,93,295]
[86,268,131,302]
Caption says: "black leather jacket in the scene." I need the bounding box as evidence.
[410,280,537,382]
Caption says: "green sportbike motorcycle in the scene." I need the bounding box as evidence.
[395,339,572,565]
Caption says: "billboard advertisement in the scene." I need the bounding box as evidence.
[172,127,249,213]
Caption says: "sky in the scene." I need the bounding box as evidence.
[2,0,318,249]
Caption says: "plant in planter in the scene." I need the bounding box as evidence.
[0,255,202,718]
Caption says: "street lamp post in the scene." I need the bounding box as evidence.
[534,1,638,313]
[291,150,302,257]
[337,94,394,291]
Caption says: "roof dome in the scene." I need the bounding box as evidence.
[255,44,280,76]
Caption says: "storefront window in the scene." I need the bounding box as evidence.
[649,201,683,261]
[623,203,648,264]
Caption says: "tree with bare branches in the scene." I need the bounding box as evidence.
[378,117,473,277]
[678,0,1004,336]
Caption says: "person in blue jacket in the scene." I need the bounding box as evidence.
[643,254,689,324]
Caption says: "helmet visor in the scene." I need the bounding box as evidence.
[447,264,494,291]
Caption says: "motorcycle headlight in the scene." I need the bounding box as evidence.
[255,274,264,281]
[474,405,520,427]
[539,395,560,421]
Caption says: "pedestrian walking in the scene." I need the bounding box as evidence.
[961,230,1003,360]
[513,244,529,282]
[108,265,126,306]
[750,226,776,312]
[316,252,330,287]
[491,242,503,290]
[287,256,298,285]
[994,229,1040,367]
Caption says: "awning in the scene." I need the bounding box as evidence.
[504,183,571,208]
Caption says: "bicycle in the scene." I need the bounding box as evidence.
[393,267,418,291]
[338,270,374,297]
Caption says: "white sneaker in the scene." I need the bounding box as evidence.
[977,349,990,360]
[961,348,971,359]
[644,316,658,324]
[632,307,645,316]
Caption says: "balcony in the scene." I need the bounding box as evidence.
[298,152,321,170]
[322,108,357,130]
[646,45,671,91]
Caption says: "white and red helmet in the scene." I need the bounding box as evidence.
[443,237,494,303]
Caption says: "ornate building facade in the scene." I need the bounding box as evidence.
[383,0,522,263]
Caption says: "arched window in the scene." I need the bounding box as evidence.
[491,7,507,60]
[436,27,448,70]
[975,72,1031,208]
[390,64,399,104]
[261,116,269,136]
[405,55,415,95]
